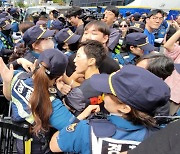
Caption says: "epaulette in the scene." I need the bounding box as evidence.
[89,119,116,138]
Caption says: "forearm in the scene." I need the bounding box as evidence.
[3,81,11,100]
[164,30,180,51]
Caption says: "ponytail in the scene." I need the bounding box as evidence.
[30,66,53,135]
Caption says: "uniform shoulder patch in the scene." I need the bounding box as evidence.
[66,123,78,132]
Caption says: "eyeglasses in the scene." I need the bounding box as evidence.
[119,25,128,28]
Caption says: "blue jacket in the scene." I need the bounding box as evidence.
[57,115,156,154]
[10,70,76,130]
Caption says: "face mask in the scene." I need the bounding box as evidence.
[2,29,12,36]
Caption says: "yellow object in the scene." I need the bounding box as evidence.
[25,138,32,154]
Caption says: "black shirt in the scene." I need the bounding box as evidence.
[66,53,120,77]
[128,120,180,154]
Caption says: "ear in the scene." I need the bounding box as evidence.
[118,104,131,114]
[146,18,149,23]
[102,35,109,44]
[88,57,96,66]
[113,16,117,22]
[130,45,135,51]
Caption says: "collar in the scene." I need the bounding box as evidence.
[107,115,145,131]
[31,50,40,59]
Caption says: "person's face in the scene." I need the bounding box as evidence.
[68,16,78,27]
[49,12,54,20]
[74,46,89,74]
[104,94,131,114]
[146,13,163,30]
[119,21,128,33]
[33,38,54,52]
[81,25,108,44]
[103,10,116,27]
[130,46,144,56]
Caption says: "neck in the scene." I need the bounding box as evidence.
[122,31,127,38]
[145,25,153,33]
[77,19,84,27]
[85,66,99,79]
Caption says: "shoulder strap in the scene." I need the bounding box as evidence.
[89,119,116,138]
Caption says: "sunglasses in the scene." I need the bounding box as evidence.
[119,25,128,28]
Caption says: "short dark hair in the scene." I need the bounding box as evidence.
[65,6,82,18]
[105,6,119,17]
[147,9,164,18]
[79,40,106,68]
[84,20,110,36]
[139,53,174,80]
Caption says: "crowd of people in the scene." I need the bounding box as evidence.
[0,5,180,154]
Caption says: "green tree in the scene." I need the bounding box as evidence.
[52,0,65,5]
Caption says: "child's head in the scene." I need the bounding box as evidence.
[90,65,170,126]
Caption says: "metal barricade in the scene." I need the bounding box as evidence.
[0,116,31,154]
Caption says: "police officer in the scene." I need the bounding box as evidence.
[0,49,99,154]
[0,18,14,59]
[50,65,170,154]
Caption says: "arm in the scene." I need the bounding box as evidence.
[0,58,14,100]
[164,29,180,52]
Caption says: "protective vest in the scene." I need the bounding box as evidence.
[89,118,155,153]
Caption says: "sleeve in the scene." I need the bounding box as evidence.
[57,121,90,153]
[49,98,77,130]
[164,44,180,61]
[108,28,121,51]
[65,87,86,112]
[0,40,4,55]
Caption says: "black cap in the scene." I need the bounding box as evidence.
[90,65,170,115]
[0,18,11,30]
[129,21,145,33]
[37,48,68,78]
[55,28,81,45]
[125,32,155,52]
[23,25,55,45]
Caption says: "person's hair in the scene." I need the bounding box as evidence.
[79,40,106,68]
[105,6,119,17]
[65,6,82,18]
[166,25,180,43]
[138,53,174,80]
[110,94,156,127]
[121,43,137,52]
[84,20,110,36]
[124,108,157,127]
[8,43,28,62]
[118,19,130,26]
[57,42,79,52]
[49,10,59,19]
[19,21,35,34]
[147,9,164,18]
[30,64,53,135]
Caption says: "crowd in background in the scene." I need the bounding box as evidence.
[0,5,180,154]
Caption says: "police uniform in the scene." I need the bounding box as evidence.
[54,65,170,154]
[11,70,76,131]
[57,115,153,154]
[11,70,77,153]
[0,31,13,55]
[144,28,155,54]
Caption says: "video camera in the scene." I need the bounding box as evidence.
[79,6,104,23]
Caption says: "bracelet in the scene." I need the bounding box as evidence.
[69,80,74,86]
